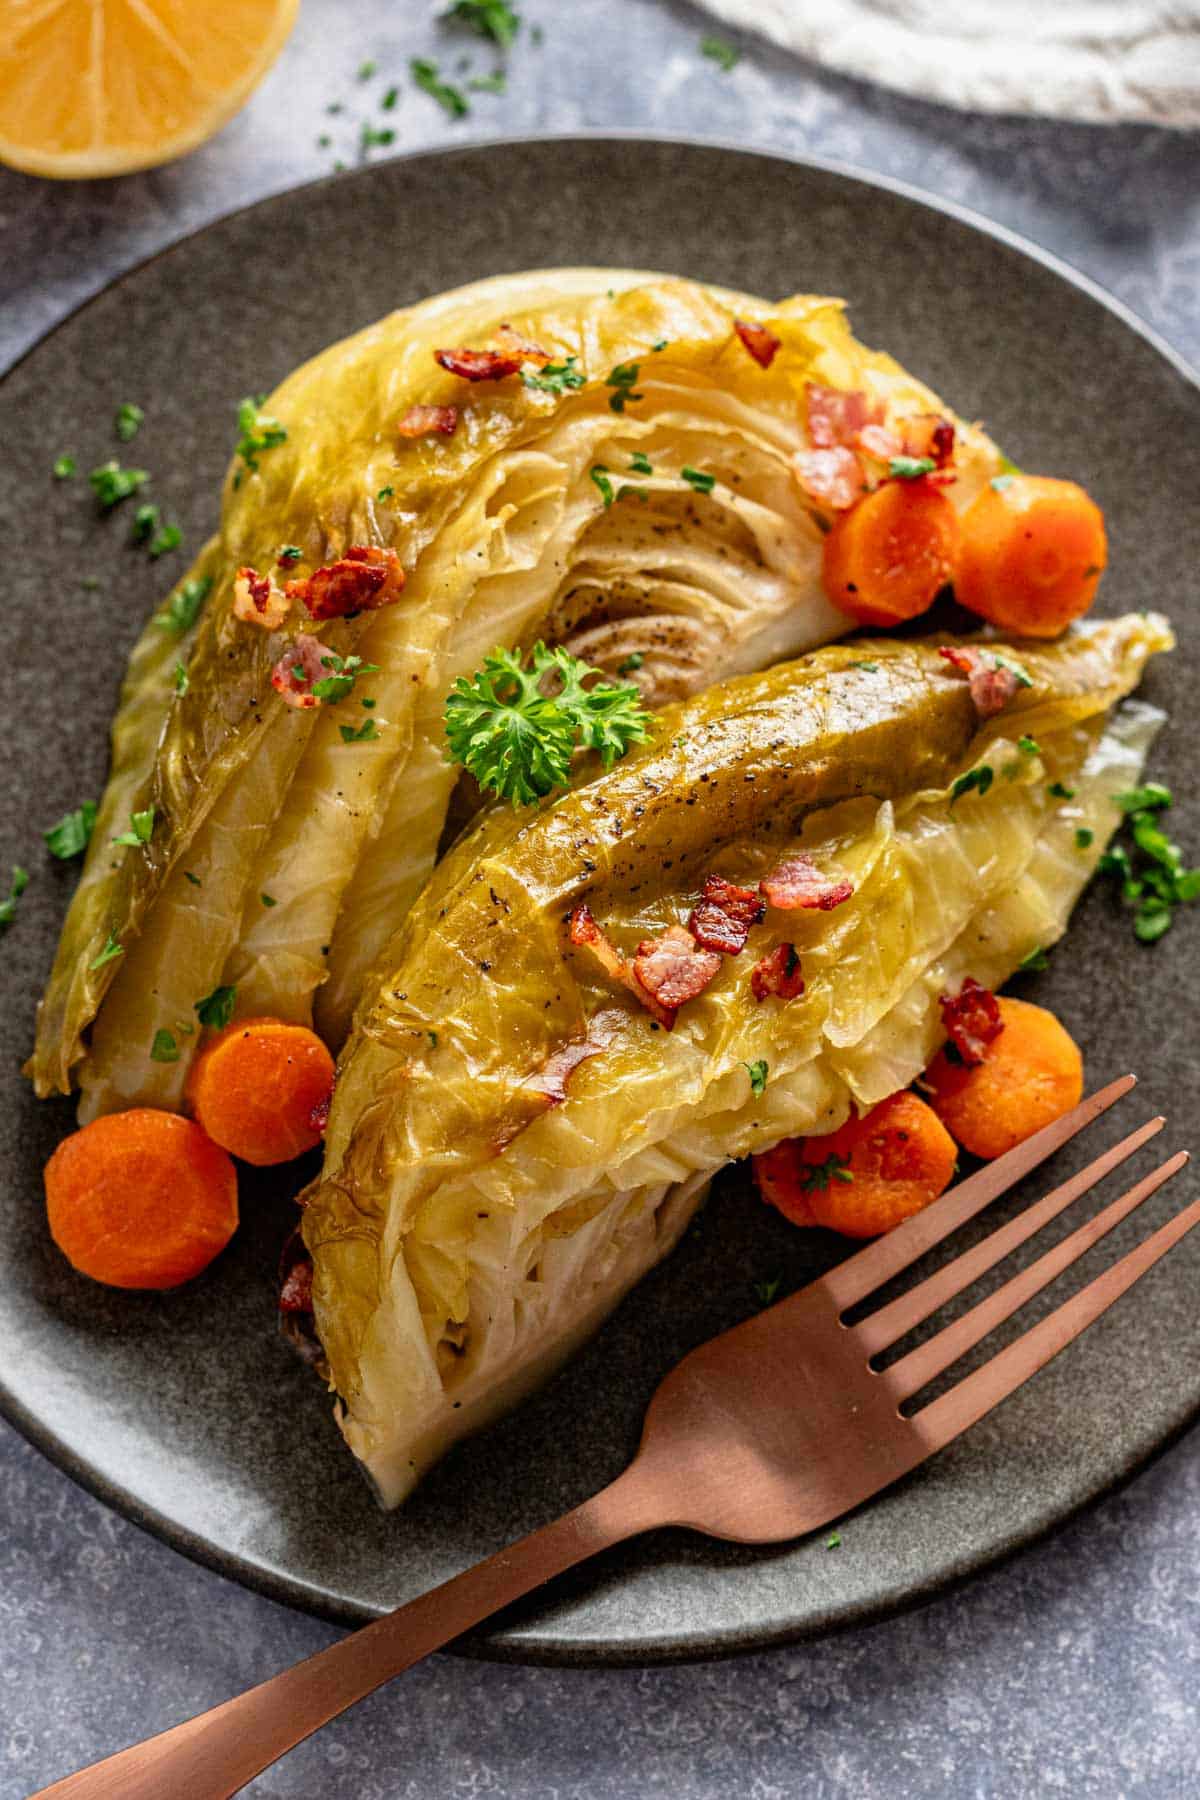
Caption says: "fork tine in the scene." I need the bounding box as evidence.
[910,1181,1200,1451]
[822,1074,1136,1309]
[885,1150,1187,1402]
[854,1116,1166,1358]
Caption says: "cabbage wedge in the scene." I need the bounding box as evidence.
[302,612,1171,1505]
[27,267,1006,1114]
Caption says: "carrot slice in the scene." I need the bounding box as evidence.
[821,478,961,627]
[185,1015,335,1166]
[955,475,1106,637]
[753,1091,958,1239]
[924,995,1083,1160]
[45,1109,238,1290]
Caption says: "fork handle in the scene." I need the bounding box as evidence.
[31,1463,663,1800]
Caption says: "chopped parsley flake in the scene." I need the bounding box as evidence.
[1114,783,1172,814]
[445,0,521,46]
[278,545,302,563]
[261,893,278,907]
[606,361,643,413]
[312,652,381,704]
[114,402,144,442]
[381,84,399,109]
[317,133,331,149]
[681,466,716,495]
[521,356,585,394]
[112,807,155,848]
[889,455,935,480]
[753,1277,781,1307]
[617,485,649,504]
[148,523,182,559]
[1019,945,1050,973]
[340,717,381,743]
[851,661,879,672]
[234,396,288,471]
[173,662,189,696]
[618,652,644,674]
[411,57,469,118]
[150,1029,180,1064]
[358,59,377,79]
[630,451,653,475]
[951,766,994,804]
[701,34,739,70]
[0,865,28,931]
[744,1058,769,1097]
[130,502,159,544]
[1075,827,1095,850]
[468,70,507,93]
[825,1532,842,1551]
[991,652,1033,688]
[1097,784,1198,945]
[377,485,395,501]
[1048,781,1076,800]
[52,454,76,480]
[1018,736,1041,756]
[590,465,614,508]
[43,802,97,860]
[801,1152,854,1193]
[89,932,124,970]
[361,123,396,150]
[184,871,201,886]
[195,984,237,1030]
[154,574,211,634]
[89,461,149,510]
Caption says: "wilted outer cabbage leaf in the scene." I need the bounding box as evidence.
[27,266,1005,1112]
[303,613,1171,1506]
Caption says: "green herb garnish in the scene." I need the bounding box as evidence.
[377,485,395,501]
[825,1532,842,1551]
[311,652,380,704]
[1019,946,1050,973]
[89,932,124,970]
[154,574,211,634]
[411,57,470,117]
[361,123,395,150]
[340,718,381,744]
[357,59,377,79]
[445,0,520,45]
[681,466,716,495]
[112,807,155,848]
[753,1277,781,1307]
[889,455,935,480]
[1114,783,1172,814]
[89,461,149,510]
[150,1029,180,1064]
[148,523,182,559]
[1018,735,1041,756]
[1075,827,1095,850]
[1097,784,1198,945]
[0,866,28,931]
[130,502,159,544]
[44,802,97,860]
[606,361,642,413]
[52,454,76,480]
[381,84,399,109]
[278,545,302,563]
[173,662,189,696]
[851,661,879,672]
[468,71,507,93]
[590,465,614,508]
[445,642,651,806]
[800,1152,854,1193]
[114,402,144,442]
[618,652,644,675]
[630,451,653,475]
[951,766,994,805]
[1048,781,1076,800]
[521,356,585,394]
[261,893,278,907]
[744,1059,769,1098]
[195,984,237,1030]
[184,871,201,887]
[234,396,288,471]
[700,34,739,70]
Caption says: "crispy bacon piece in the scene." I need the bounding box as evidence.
[233,564,290,630]
[806,383,883,449]
[939,976,1004,1066]
[793,446,866,512]
[939,645,1024,719]
[286,544,405,621]
[750,943,805,1002]
[493,322,552,367]
[734,318,781,369]
[277,1229,323,1366]
[632,925,722,1018]
[524,1009,624,1105]
[271,633,327,710]
[903,412,956,468]
[856,421,904,462]
[280,1255,314,1313]
[687,874,764,956]
[761,854,854,912]
[568,904,719,1030]
[397,404,459,438]
[434,346,523,382]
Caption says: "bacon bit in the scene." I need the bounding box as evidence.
[277,1229,323,1366]
[233,564,290,630]
[793,446,866,512]
[734,318,781,369]
[280,1255,314,1313]
[687,874,764,956]
[271,633,327,710]
[938,645,1024,719]
[939,976,1004,1066]
[493,323,552,367]
[631,925,722,1018]
[286,544,405,621]
[308,1093,331,1136]
[903,412,957,468]
[434,346,523,382]
[397,403,459,438]
[806,383,882,449]
[761,854,854,912]
[751,943,806,1002]
[569,903,630,986]
[524,1009,624,1106]
[856,421,904,462]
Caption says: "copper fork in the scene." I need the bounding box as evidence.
[33,1073,1195,1800]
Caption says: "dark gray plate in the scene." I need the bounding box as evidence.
[1,137,1198,1665]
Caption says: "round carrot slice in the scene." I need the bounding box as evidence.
[186,1016,335,1166]
[955,475,1107,637]
[822,478,961,627]
[753,1091,957,1238]
[45,1109,238,1290]
[924,995,1083,1160]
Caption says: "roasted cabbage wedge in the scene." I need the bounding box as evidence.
[28,268,1006,1113]
[302,613,1171,1505]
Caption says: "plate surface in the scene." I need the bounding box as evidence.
[1,137,1197,1665]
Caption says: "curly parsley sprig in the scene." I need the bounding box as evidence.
[444,643,651,807]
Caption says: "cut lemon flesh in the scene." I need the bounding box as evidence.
[0,0,299,179]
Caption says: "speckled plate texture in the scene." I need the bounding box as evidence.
[1,138,1197,1667]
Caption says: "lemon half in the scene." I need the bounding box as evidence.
[0,0,299,179]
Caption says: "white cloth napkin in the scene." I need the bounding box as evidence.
[695,0,1200,126]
